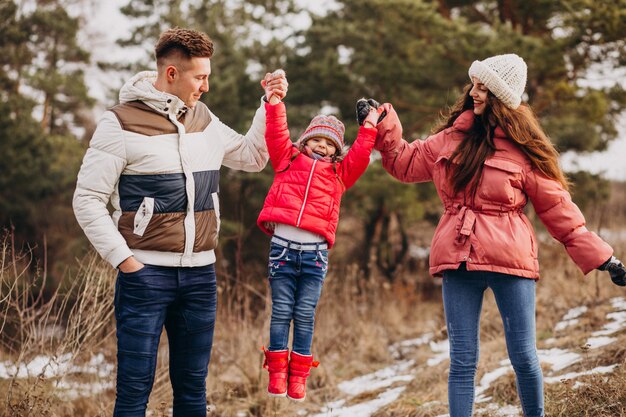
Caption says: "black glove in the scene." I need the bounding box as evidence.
[356,98,387,126]
[598,256,626,286]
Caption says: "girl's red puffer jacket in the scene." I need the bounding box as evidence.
[257,102,376,248]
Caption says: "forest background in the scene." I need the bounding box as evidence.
[1,0,626,416]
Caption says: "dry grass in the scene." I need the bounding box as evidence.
[0,232,116,417]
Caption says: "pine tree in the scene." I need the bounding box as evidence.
[0,0,93,280]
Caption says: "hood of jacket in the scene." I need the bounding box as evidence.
[119,71,190,118]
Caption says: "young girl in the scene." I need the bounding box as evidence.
[257,73,382,401]
[373,54,625,417]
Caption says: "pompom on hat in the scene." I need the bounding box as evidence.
[298,115,345,152]
[468,53,527,109]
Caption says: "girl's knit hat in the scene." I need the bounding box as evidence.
[298,115,345,151]
[468,53,527,109]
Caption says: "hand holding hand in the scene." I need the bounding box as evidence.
[599,256,626,286]
[261,69,288,104]
[363,106,384,128]
[356,98,387,126]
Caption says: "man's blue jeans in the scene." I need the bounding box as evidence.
[442,265,544,417]
[113,264,217,417]
[267,241,328,355]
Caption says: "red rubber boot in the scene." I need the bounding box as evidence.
[262,348,289,397]
[287,351,319,402]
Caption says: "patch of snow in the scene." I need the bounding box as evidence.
[554,306,587,331]
[544,364,618,384]
[322,399,347,411]
[389,333,434,358]
[0,353,114,380]
[56,379,114,400]
[337,360,414,396]
[537,348,581,372]
[478,403,521,416]
[554,318,579,332]
[427,339,450,367]
[585,336,617,349]
[563,306,588,321]
[611,297,626,311]
[0,353,115,401]
[475,364,512,398]
[592,310,626,336]
[310,386,406,417]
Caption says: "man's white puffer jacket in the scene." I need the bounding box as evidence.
[73,71,268,268]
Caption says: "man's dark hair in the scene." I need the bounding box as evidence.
[155,28,214,66]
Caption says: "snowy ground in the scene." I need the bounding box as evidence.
[0,352,114,400]
[306,297,626,417]
[1,298,624,415]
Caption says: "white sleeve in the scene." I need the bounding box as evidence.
[72,111,133,268]
[216,99,269,172]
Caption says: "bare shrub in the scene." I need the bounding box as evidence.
[0,232,116,416]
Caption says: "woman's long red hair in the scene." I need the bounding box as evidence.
[433,84,569,197]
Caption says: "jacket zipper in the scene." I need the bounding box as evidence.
[296,159,317,227]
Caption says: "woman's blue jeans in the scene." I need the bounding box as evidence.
[442,265,544,417]
[113,264,217,417]
[267,241,328,355]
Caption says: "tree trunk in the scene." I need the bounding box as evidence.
[362,203,386,279]
[437,0,451,19]
[375,211,409,281]
[498,0,518,30]
[41,94,50,132]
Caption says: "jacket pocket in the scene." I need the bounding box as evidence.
[133,197,154,236]
[269,247,288,261]
[479,158,523,205]
[211,192,221,234]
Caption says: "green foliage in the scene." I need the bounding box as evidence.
[0,98,51,237]
[567,170,611,213]
[24,1,94,135]
[0,0,93,281]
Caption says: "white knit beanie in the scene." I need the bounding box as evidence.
[468,54,527,109]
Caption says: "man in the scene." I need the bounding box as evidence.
[73,28,287,416]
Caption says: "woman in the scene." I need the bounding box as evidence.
[372,53,626,417]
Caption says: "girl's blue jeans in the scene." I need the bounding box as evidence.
[442,265,544,417]
[113,264,217,417]
[267,240,329,355]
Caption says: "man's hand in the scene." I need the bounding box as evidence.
[118,256,145,273]
[261,69,288,104]
[599,256,626,286]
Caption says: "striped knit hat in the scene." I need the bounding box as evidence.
[468,53,527,109]
[298,115,345,151]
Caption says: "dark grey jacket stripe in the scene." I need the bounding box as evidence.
[119,170,220,212]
